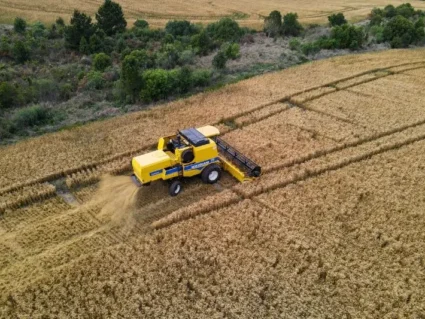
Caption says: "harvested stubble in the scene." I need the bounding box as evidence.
[0,196,70,232]
[72,184,98,203]
[2,50,425,192]
[12,206,101,255]
[0,183,56,214]
[151,189,240,229]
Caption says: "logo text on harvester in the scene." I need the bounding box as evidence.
[149,169,162,176]
[186,158,218,170]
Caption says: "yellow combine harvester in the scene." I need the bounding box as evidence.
[131,125,261,196]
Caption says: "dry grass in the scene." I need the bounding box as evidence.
[2,49,425,318]
[2,0,425,28]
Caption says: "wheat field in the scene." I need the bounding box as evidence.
[1,0,425,27]
[1,49,425,317]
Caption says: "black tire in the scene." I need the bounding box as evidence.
[201,164,222,184]
[181,149,194,163]
[169,180,182,196]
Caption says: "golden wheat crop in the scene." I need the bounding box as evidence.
[2,0,425,28]
[2,49,425,318]
[3,138,425,318]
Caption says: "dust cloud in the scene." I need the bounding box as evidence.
[89,175,140,234]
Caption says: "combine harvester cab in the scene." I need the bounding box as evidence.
[131,125,261,196]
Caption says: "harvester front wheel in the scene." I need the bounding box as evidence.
[169,180,182,196]
[201,164,221,184]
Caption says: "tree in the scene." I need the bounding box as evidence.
[140,69,173,102]
[282,13,303,36]
[93,53,112,71]
[165,20,197,37]
[13,40,30,63]
[264,10,282,37]
[96,0,127,36]
[383,15,418,48]
[212,50,227,69]
[395,3,415,18]
[65,10,95,50]
[191,30,213,55]
[121,50,151,100]
[328,13,347,26]
[14,17,27,34]
[383,5,397,18]
[206,18,244,42]
[331,24,365,49]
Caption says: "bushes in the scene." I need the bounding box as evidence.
[300,23,365,55]
[289,38,301,50]
[93,53,112,71]
[14,17,27,34]
[328,13,347,26]
[13,41,30,63]
[221,42,240,59]
[0,82,18,109]
[134,19,149,29]
[86,71,106,90]
[11,105,51,129]
[212,51,228,69]
[140,67,211,102]
[140,69,172,102]
[191,30,213,55]
[369,25,385,43]
[301,42,320,55]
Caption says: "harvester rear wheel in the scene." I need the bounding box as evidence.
[201,164,221,184]
[169,180,182,196]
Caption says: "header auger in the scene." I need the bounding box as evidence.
[131,125,261,196]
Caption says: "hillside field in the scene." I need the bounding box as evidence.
[1,49,425,317]
[2,0,425,27]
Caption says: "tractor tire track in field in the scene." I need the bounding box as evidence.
[1,60,424,208]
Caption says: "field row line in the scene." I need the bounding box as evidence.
[1,60,423,197]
